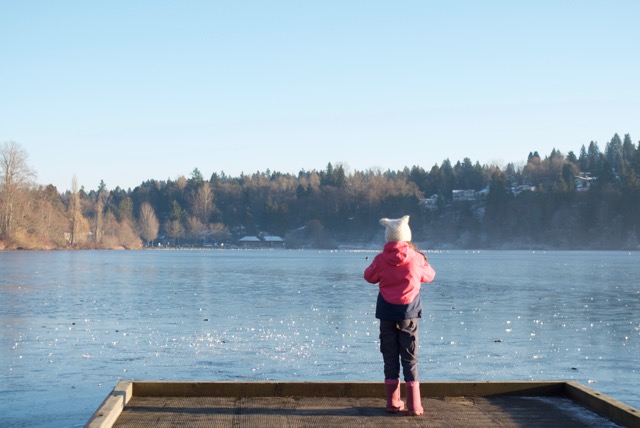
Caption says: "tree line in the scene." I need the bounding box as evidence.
[1,133,639,251]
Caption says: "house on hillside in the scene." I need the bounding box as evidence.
[575,174,596,191]
[452,189,477,202]
[511,185,536,196]
[421,194,439,210]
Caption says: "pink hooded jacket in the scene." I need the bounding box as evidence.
[364,241,436,305]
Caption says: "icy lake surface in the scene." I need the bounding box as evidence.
[1,249,639,427]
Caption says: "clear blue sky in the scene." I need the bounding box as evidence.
[2,1,639,191]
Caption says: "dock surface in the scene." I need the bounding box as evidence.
[87,381,640,428]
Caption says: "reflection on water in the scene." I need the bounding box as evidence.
[1,249,639,427]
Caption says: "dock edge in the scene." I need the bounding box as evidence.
[85,380,639,428]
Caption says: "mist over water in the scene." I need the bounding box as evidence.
[1,249,639,427]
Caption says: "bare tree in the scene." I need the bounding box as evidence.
[32,185,67,246]
[209,222,230,244]
[138,202,159,246]
[94,190,109,246]
[101,211,119,248]
[186,216,205,243]
[190,182,214,224]
[68,176,89,246]
[100,210,141,249]
[115,220,141,249]
[0,141,36,237]
[165,219,184,246]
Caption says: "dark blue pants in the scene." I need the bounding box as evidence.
[379,318,419,382]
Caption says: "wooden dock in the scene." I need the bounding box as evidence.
[86,381,640,427]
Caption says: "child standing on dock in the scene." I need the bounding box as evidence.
[364,215,436,416]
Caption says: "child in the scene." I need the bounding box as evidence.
[364,215,436,416]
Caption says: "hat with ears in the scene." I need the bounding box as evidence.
[380,215,412,242]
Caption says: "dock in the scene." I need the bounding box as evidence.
[86,381,640,427]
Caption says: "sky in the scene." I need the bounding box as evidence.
[2,1,639,192]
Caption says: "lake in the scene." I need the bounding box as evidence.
[1,249,639,427]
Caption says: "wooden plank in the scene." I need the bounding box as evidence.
[130,380,567,398]
[85,381,133,428]
[564,381,640,428]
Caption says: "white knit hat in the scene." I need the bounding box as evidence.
[380,215,412,242]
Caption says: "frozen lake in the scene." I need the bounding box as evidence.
[1,249,639,427]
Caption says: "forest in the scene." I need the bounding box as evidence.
[1,132,639,251]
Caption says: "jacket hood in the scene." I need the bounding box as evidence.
[381,241,414,266]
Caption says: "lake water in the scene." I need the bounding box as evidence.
[1,249,639,427]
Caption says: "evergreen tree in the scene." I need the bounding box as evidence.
[484,168,511,243]
[189,168,204,187]
[333,164,346,188]
[633,140,640,176]
[578,145,589,171]
[322,163,335,186]
[622,134,635,163]
[605,133,624,176]
[561,163,577,191]
[587,141,602,175]
[117,197,134,224]
[528,151,541,163]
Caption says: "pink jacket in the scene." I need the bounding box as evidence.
[364,241,436,305]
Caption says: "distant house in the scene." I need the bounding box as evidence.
[511,185,536,196]
[238,235,285,248]
[452,189,477,202]
[575,174,596,192]
[421,194,439,210]
[476,187,489,199]
[262,236,285,248]
[238,236,262,247]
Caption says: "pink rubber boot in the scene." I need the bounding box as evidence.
[384,379,404,413]
[405,381,424,416]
